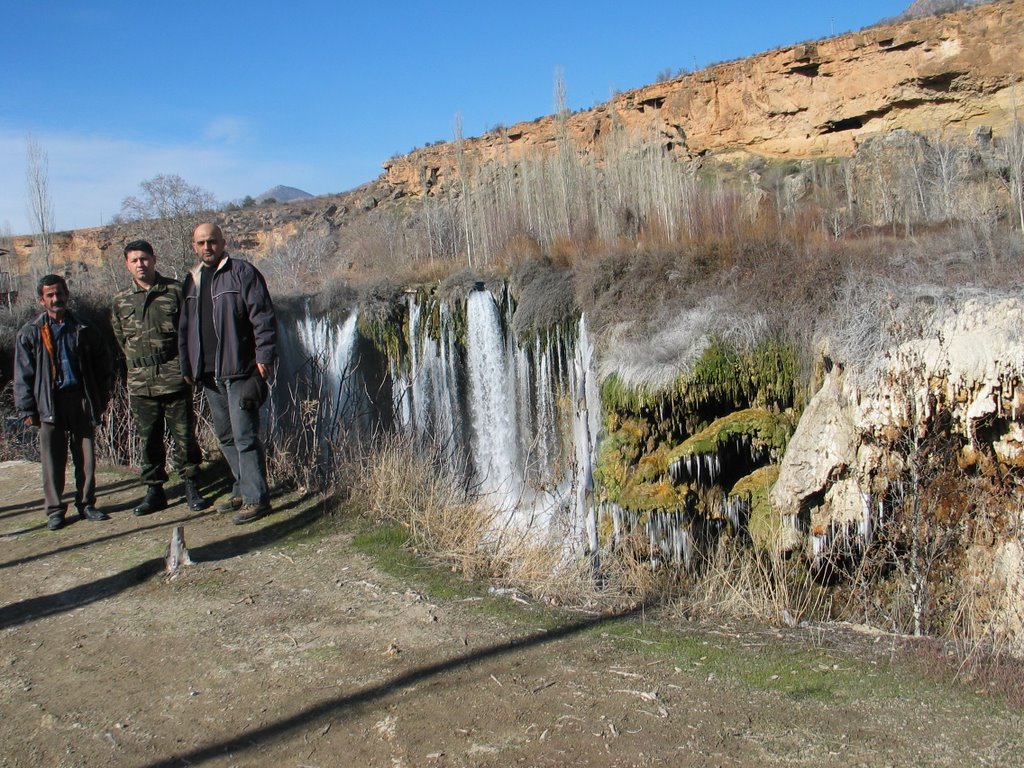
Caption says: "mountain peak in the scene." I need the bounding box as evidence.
[255,185,313,204]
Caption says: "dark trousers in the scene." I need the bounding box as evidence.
[201,376,269,504]
[40,388,96,517]
[131,390,203,486]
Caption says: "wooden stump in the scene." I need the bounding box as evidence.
[165,525,193,575]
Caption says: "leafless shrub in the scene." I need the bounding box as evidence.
[599,295,772,393]
[357,279,406,331]
[346,430,658,607]
[0,381,37,462]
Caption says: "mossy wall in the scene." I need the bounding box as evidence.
[597,339,801,547]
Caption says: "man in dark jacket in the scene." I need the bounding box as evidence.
[14,274,111,530]
[179,222,276,525]
[113,239,209,515]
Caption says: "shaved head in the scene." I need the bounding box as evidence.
[192,222,224,241]
[192,222,227,267]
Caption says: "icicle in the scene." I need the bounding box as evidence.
[859,492,873,543]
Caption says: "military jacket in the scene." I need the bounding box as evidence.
[112,273,189,396]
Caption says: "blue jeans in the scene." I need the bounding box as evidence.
[202,376,269,505]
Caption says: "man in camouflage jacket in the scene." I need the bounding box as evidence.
[112,239,209,515]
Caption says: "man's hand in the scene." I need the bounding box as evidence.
[23,414,40,427]
[256,363,271,381]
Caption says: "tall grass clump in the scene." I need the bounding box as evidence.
[347,431,498,580]
[674,536,832,628]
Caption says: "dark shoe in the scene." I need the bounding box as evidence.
[184,478,210,511]
[216,495,243,513]
[79,505,110,521]
[47,514,65,531]
[232,501,271,525]
[133,485,168,516]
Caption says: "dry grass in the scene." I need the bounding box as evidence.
[347,431,496,579]
[678,536,832,628]
[345,431,662,608]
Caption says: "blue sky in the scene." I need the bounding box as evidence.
[2,0,907,235]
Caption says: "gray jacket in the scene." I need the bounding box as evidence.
[178,254,277,381]
[14,311,110,425]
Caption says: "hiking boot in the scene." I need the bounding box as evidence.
[184,478,210,511]
[133,485,168,516]
[232,501,271,526]
[216,495,243,513]
[46,513,65,531]
[79,505,110,521]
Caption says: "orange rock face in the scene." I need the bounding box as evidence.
[384,0,1024,195]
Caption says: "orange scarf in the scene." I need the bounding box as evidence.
[40,320,58,384]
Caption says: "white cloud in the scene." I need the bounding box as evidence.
[0,124,323,236]
[203,115,252,145]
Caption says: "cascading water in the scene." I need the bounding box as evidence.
[276,288,604,558]
[466,289,522,503]
[400,295,464,473]
[293,309,361,438]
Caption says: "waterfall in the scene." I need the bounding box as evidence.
[293,309,361,439]
[405,296,463,472]
[276,290,603,555]
[467,289,522,502]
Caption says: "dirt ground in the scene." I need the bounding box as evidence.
[1,460,1022,768]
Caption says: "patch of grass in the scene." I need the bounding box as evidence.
[305,644,347,662]
[597,620,1010,712]
[349,520,569,630]
[189,575,228,594]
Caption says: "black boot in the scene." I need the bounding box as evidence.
[184,478,210,511]
[133,485,168,516]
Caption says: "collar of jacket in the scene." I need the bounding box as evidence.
[131,272,169,294]
[35,310,81,330]
[189,254,231,283]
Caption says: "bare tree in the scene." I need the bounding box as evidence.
[1001,115,1024,233]
[25,136,55,276]
[262,223,337,294]
[453,114,474,268]
[119,174,217,275]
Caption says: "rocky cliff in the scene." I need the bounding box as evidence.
[384,0,1024,196]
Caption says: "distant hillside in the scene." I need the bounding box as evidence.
[893,0,987,22]
[256,185,313,204]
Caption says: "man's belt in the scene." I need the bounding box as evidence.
[129,351,175,368]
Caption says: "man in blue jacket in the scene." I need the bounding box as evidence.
[14,274,111,530]
[178,222,276,524]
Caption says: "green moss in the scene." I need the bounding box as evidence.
[666,408,794,468]
[601,339,799,418]
[618,478,688,512]
[729,465,781,549]
[601,373,664,414]
[681,339,797,411]
[595,416,690,511]
[594,417,650,502]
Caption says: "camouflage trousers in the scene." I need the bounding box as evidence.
[130,390,202,485]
